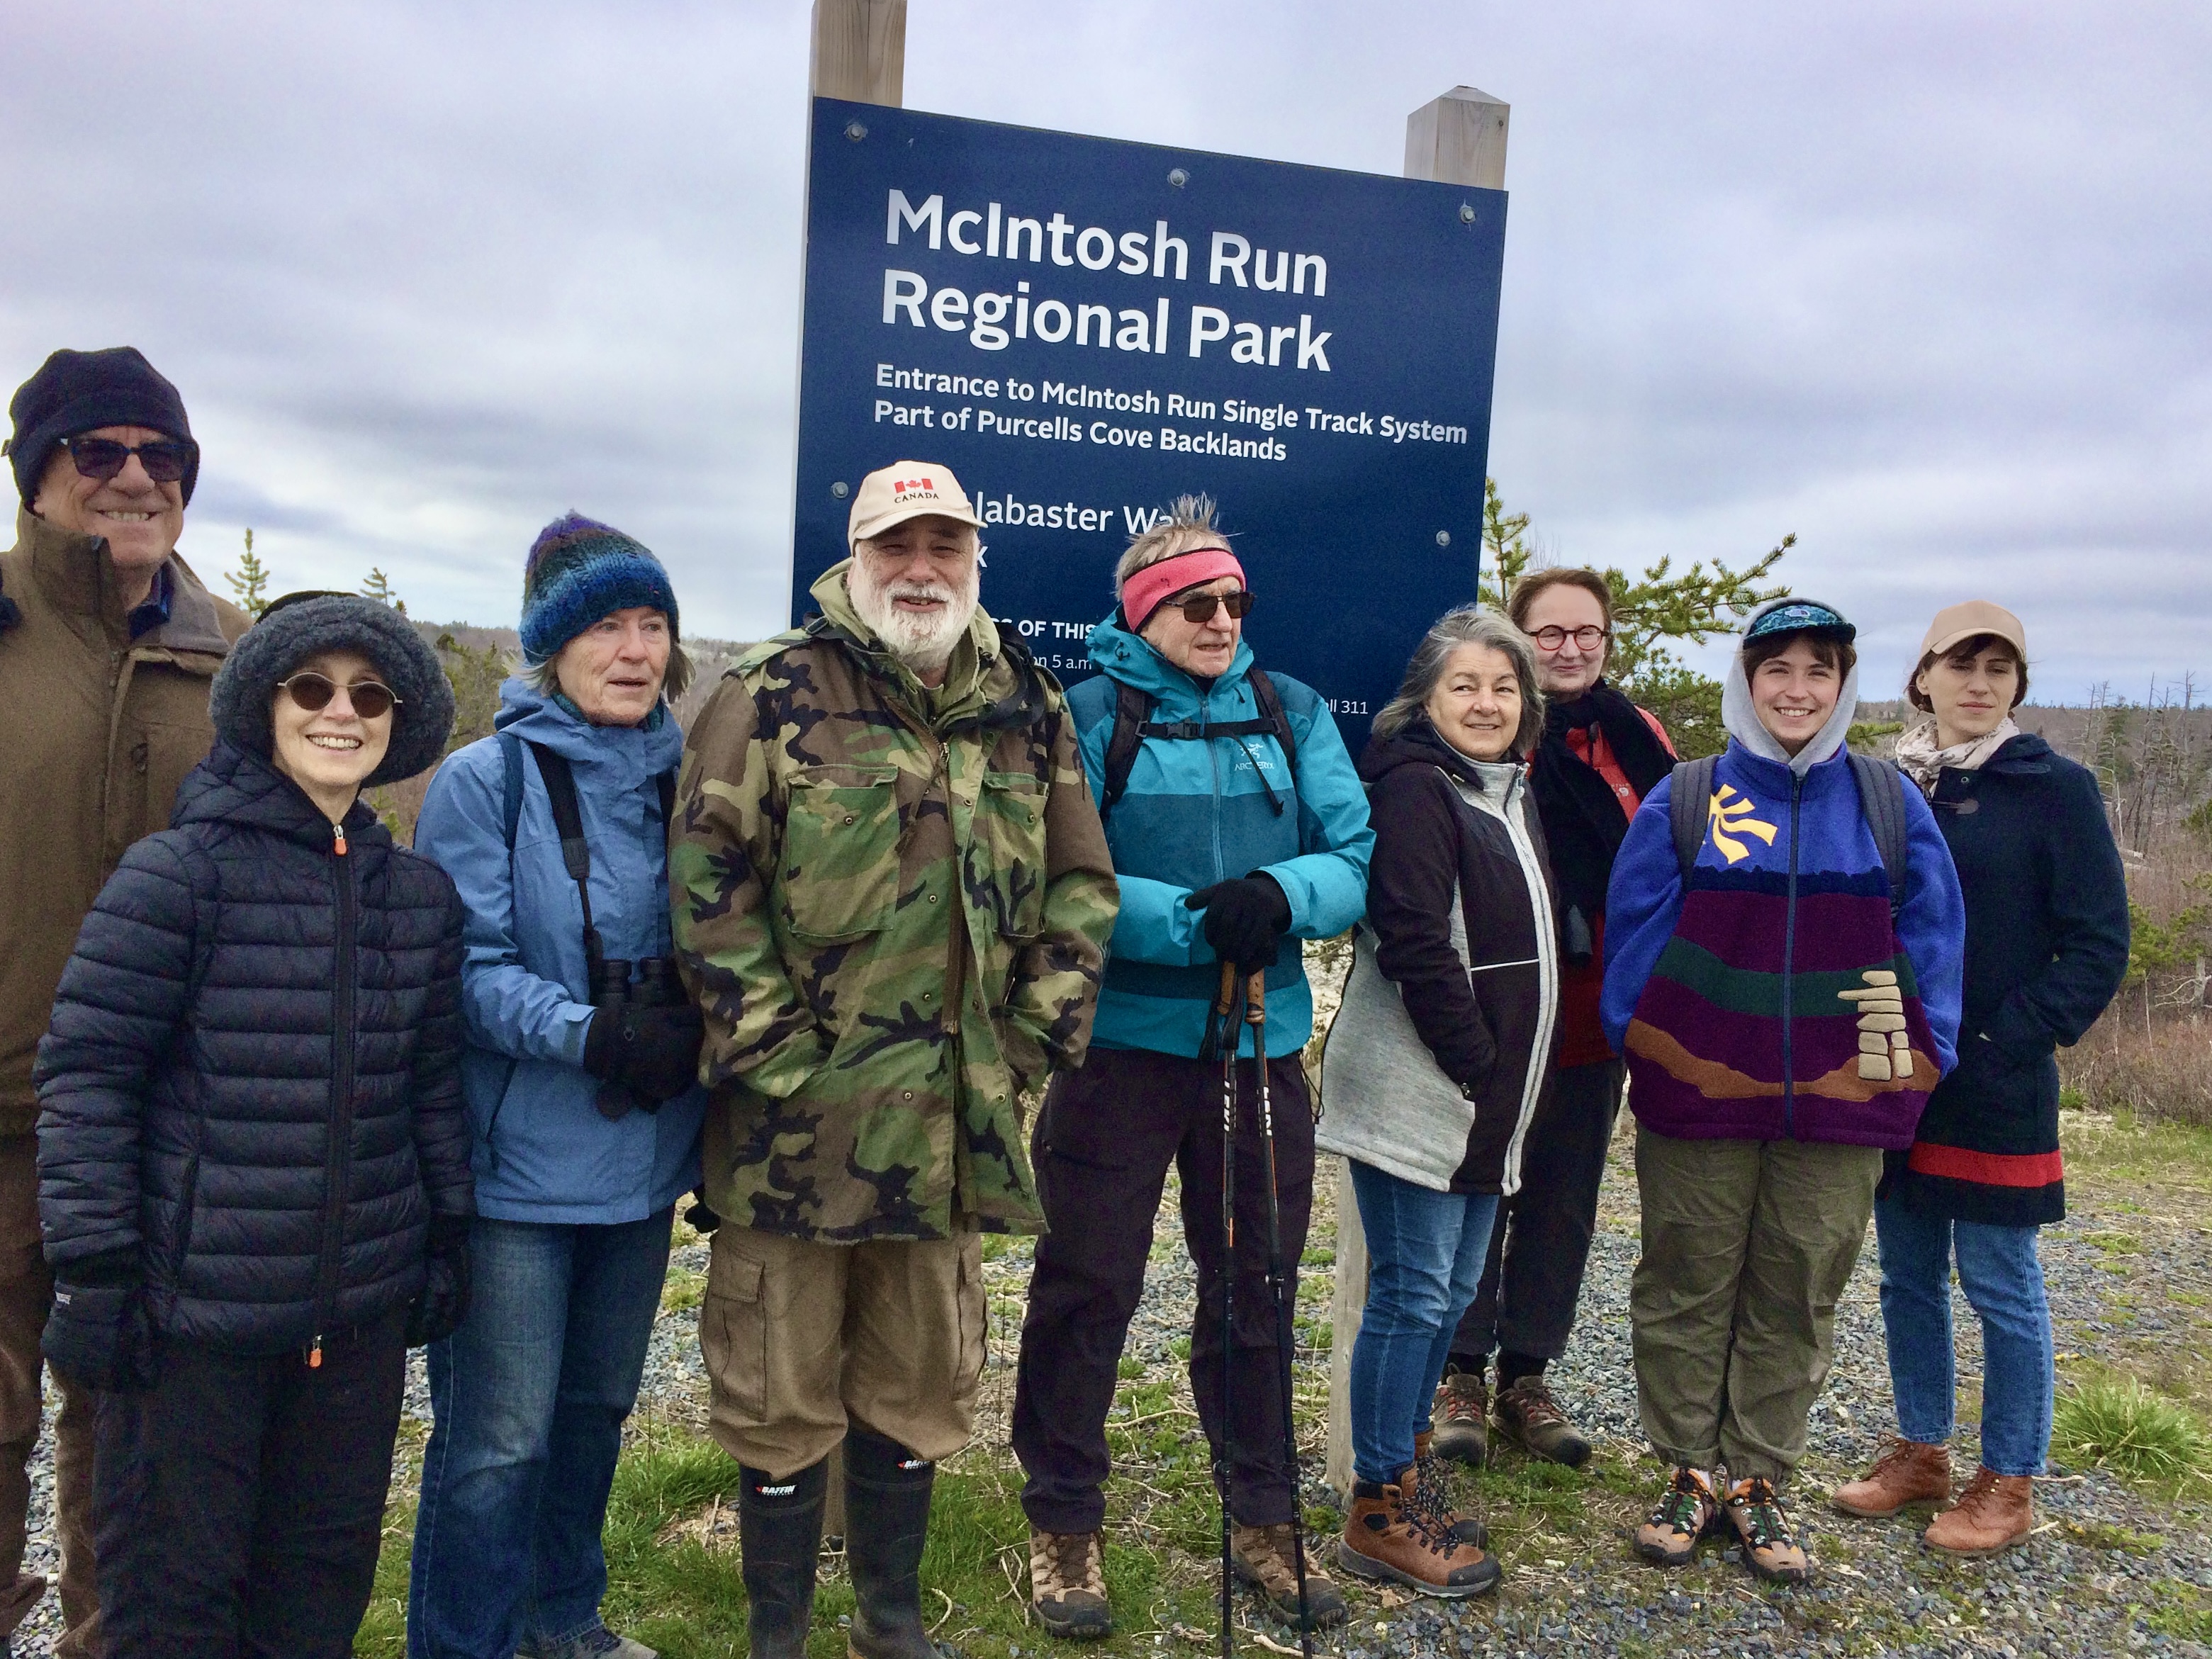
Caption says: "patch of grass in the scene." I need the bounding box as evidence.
[2147,1587,2212,1645]
[661,1266,707,1315]
[2053,1371,2212,1488]
[2060,1517,2164,1553]
[2082,1230,2144,1255]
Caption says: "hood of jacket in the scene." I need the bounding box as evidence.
[1722,595,1862,777]
[1357,714,1525,798]
[1085,608,1256,716]
[491,677,687,783]
[171,740,393,853]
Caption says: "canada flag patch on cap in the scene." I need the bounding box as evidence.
[893,477,937,497]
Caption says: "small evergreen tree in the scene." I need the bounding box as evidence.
[360,568,407,615]
[226,528,272,619]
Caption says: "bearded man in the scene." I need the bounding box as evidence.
[671,461,1118,1659]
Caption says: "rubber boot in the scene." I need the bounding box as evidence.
[845,1424,939,1659]
[739,1458,828,1659]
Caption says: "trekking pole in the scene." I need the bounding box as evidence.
[1212,959,1240,1659]
[1245,971,1313,1659]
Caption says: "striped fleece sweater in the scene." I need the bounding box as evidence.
[1601,741,1965,1147]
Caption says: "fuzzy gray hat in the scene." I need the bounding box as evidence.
[210,591,454,787]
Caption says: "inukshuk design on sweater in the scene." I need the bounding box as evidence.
[1622,778,1940,1147]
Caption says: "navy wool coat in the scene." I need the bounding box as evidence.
[34,742,472,1353]
[1887,731,2130,1225]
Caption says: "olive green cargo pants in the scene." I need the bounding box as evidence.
[1631,1124,1881,1485]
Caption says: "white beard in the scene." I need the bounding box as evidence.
[847,561,979,675]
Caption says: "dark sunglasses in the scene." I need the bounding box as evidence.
[279,673,400,720]
[60,435,197,485]
[1174,590,1256,624]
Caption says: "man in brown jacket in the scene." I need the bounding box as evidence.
[0,347,249,1656]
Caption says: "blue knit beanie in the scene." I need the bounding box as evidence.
[518,512,680,665]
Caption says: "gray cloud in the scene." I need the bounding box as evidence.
[4,0,2204,699]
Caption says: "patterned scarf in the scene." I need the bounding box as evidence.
[1893,715,2019,797]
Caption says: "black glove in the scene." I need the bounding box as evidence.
[43,1252,156,1392]
[406,1215,473,1348]
[684,1186,723,1235]
[1184,875,1293,969]
[583,1004,707,1117]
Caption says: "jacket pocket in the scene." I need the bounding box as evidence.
[972,772,1048,939]
[780,765,900,940]
[701,1249,768,1421]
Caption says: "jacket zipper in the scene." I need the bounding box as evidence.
[1780,774,1802,1140]
[310,820,358,1367]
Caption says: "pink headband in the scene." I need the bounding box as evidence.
[1121,547,1247,631]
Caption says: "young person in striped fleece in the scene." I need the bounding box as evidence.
[1600,597,1965,1584]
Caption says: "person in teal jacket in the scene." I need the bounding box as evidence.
[1012,495,1372,1638]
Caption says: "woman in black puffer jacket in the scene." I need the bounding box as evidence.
[34,591,469,1658]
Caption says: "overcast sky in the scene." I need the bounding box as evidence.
[5,1,2206,700]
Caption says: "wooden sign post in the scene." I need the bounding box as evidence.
[1321,87,1511,1499]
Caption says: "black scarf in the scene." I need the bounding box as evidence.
[1528,681,1673,949]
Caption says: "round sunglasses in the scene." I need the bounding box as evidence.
[279,673,401,720]
[60,435,198,485]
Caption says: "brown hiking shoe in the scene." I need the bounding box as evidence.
[1429,1371,1489,1467]
[1231,1522,1348,1629]
[1634,1464,1717,1567]
[1832,1436,1952,1518]
[1724,1475,1809,1584]
[1924,1468,2033,1558]
[1335,1465,1502,1598]
[1491,1377,1592,1469]
[1410,1432,1488,1549]
[1028,1529,1112,1639]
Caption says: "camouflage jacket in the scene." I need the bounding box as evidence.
[671,563,1118,1242]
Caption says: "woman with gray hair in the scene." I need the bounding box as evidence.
[1318,607,1559,1598]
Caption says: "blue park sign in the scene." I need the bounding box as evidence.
[791,96,1508,747]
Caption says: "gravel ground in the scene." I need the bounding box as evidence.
[12,1114,2211,1658]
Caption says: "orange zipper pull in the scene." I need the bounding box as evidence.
[332,821,348,856]
[307,1335,323,1368]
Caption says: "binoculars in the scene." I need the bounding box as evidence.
[589,955,687,1009]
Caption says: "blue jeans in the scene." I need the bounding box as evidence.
[1875,1198,2053,1478]
[1347,1161,1500,1486]
[407,1209,674,1658]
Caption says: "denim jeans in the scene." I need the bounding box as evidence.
[408,1209,674,1658]
[1875,1197,2053,1478]
[1347,1160,1500,1486]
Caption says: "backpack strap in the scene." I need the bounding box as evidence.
[1668,754,1720,882]
[498,731,526,852]
[522,741,607,986]
[1847,752,1911,920]
[1244,667,1301,794]
[1100,680,1155,814]
[655,767,677,834]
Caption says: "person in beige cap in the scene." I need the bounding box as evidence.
[1832,602,2128,1556]
[670,461,1117,1659]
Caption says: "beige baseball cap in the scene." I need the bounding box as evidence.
[847,461,983,549]
[1919,600,2028,661]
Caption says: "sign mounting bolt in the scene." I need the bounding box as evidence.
[1459,203,1477,224]
[845,121,868,142]
[831,480,850,498]
[1435,531,1453,547]
[1167,167,1189,188]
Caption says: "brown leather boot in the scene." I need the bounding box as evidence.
[1924,1467,2033,1558]
[1334,1465,1502,1598]
[1832,1436,1952,1517]
[1412,1431,1488,1548]
[1429,1369,1489,1467]
[1492,1376,1593,1469]
[1230,1522,1348,1629]
[1028,1529,1113,1638]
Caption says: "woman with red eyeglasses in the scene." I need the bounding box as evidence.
[34,592,469,1657]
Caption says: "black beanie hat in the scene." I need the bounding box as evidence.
[6,347,199,507]
[210,592,456,787]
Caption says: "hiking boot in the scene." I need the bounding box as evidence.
[1028,1529,1113,1639]
[1412,1431,1488,1549]
[1429,1370,1490,1468]
[1491,1377,1592,1469]
[1924,1467,2033,1558]
[1724,1475,1809,1584]
[1335,1464,1502,1598]
[1832,1436,1952,1518]
[526,1627,657,1659]
[1634,1465,1717,1567]
[1231,1522,1349,1629]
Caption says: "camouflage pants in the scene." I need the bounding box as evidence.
[700,1225,986,1479]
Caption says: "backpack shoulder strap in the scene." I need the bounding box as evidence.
[1847,752,1911,919]
[498,731,525,852]
[1100,680,1155,814]
[522,740,608,980]
[1244,666,1301,789]
[655,767,678,835]
[1669,755,1720,882]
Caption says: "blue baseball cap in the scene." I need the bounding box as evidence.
[1744,600,1856,645]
